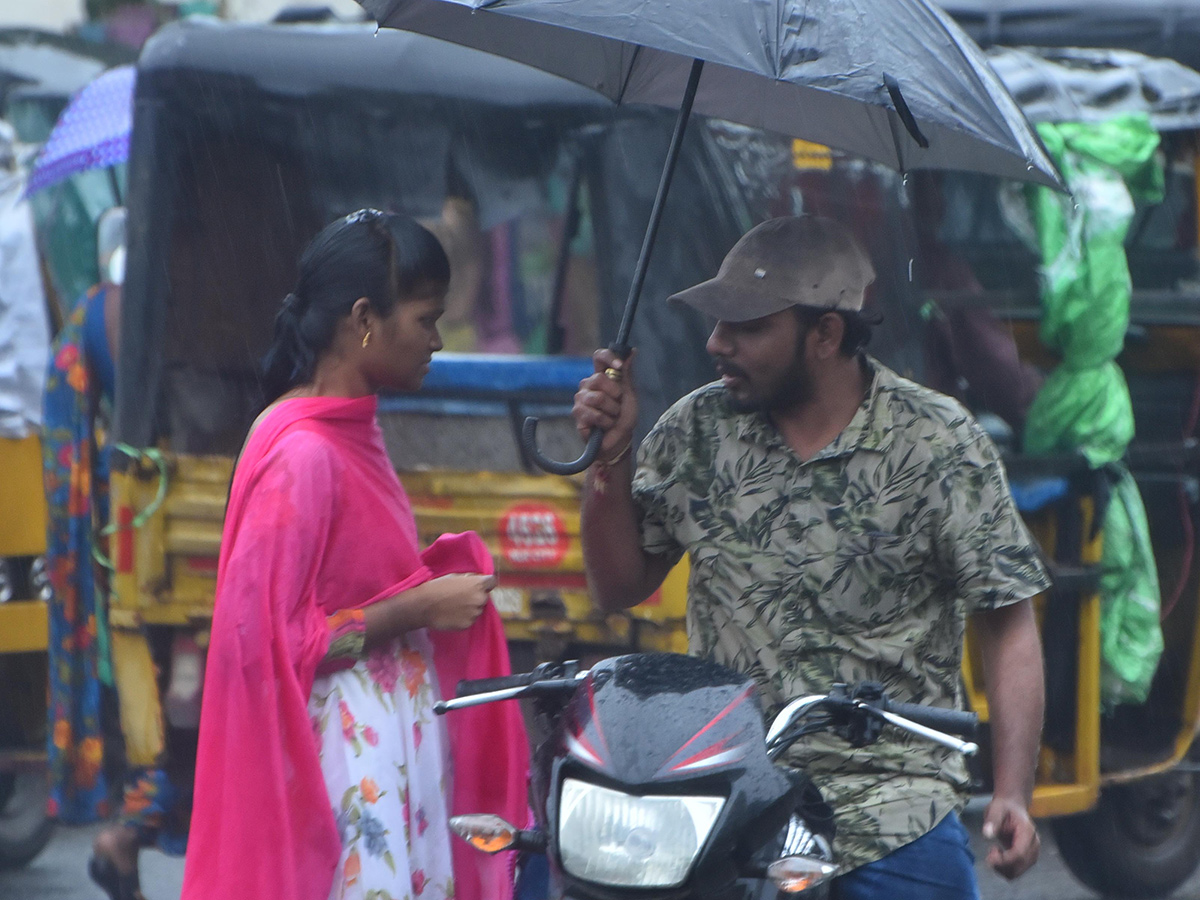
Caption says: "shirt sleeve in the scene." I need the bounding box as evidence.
[630,413,686,562]
[936,426,1051,613]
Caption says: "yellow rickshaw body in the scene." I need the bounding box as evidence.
[106,458,689,766]
[0,435,49,655]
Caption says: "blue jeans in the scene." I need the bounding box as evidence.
[833,812,980,900]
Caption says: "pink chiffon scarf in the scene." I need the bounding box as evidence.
[181,395,528,900]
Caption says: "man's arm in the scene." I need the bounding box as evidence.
[581,452,676,611]
[574,348,674,611]
[973,597,1044,879]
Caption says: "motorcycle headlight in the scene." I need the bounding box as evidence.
[558,778,725,888]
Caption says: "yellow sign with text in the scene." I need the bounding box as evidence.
[792,139,832,171]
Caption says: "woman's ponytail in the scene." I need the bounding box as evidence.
[261,293,316,402]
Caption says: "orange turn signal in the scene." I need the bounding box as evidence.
[766,855,839,893]
[450,814,519,854]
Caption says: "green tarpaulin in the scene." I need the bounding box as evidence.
[1023,114,1165,709]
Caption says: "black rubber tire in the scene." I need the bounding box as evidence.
[0,771,56,869]
[1051,771,1200,898]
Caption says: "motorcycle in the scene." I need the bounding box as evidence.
[435,652,979,899]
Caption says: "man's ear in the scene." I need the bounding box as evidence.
[810,312,845,359]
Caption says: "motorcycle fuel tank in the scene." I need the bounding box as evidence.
[562,654,775,786]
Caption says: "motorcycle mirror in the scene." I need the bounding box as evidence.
[767,855,839,893]
[450,814,519,854]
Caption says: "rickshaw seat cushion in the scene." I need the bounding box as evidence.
[419,352,592,398]
[1010,476,1069,514]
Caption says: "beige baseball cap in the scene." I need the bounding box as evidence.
[669,216,875,322]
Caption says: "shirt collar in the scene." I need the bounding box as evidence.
[731,356,896,461]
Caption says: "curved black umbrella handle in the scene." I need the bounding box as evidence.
[523,419,605,476]
[524,346,629,475]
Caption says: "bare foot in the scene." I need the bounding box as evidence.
[92,823,138,875]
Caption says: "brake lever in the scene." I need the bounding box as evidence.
[856,702,979,756]
[436,685,530,714]
[765,695,831,746]
[434,673,587,715]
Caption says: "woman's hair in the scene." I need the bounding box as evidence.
[261,209,450,401]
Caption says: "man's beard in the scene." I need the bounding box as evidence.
[722,351,814,415]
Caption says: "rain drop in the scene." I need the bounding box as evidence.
[902,173,908,188]
[908,258,914,282]
[374,23,381,36]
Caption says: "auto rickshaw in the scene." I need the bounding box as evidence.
[102,14,1200,899]
[0,142,55,865]
[0,436,55,869]
[913,34,1200,900]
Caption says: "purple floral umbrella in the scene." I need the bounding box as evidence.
[25,65,135,198]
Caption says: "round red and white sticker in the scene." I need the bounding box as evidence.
[500,503,568,568]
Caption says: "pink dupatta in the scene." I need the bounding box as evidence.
[181,396,528,900]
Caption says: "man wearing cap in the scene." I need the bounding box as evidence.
[573,216,1048,898]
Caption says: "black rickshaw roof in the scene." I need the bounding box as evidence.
[942,1,1200,73]
[0,27,135,105]
[116,19,650,453]
[138,18,612,110]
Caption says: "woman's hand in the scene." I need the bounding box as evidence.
[363,573,497,648]
[422,573,497,630]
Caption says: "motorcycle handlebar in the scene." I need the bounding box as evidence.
[456,661,584,699]
[438,666,587,715]
[767,687,980,758]
[453,670,978,750]
[456,673,537,698]
[881,700,978,740]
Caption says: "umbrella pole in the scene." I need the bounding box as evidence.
[611,57,706,356]
[523,58,705,475]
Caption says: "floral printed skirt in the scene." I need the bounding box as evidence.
[309,632,455,900]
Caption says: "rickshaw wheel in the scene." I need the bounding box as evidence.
[0,660,56,869]
[1051,770,1200,898]
[0,770,55,869]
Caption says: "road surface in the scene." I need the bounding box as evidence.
[3,805,1198,899]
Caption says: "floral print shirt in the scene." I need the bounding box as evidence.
[631,358,1049,870]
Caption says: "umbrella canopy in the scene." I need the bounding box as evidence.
[25,65,135,197]
[361,0,1063,190]
[360,0,1066,473]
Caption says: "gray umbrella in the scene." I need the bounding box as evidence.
[360,0,1065,473]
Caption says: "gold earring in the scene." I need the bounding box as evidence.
[362,331,371,349]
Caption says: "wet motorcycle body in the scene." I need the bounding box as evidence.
[525,653,829,900]
[441,651,976,900]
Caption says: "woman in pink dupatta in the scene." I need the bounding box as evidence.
[182,211,520,900]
